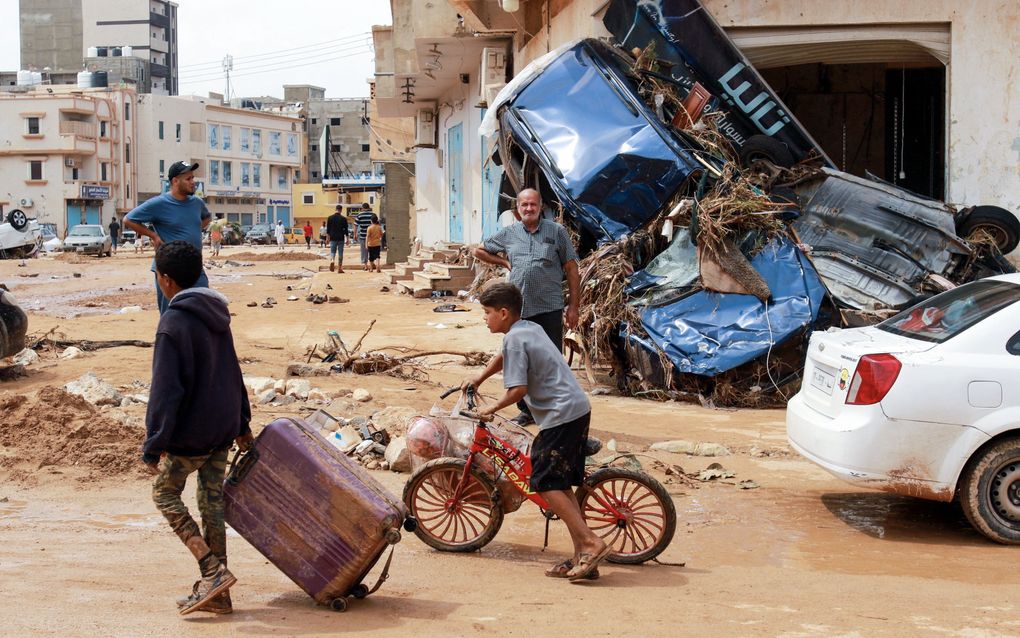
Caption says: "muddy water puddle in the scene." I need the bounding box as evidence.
[0,499,161,530]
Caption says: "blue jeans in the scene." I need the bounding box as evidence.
[330,240,345,264]
[155,270,209,315]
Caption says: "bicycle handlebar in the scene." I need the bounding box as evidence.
[458,409,492,422]
[439,386,461,400]
[440,385,478,409]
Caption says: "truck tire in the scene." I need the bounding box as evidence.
[958,206,1020,254]
[738,135,795,170]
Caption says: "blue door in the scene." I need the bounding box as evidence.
[65,203,100,231]
[277,206,291,227]
[480,111,503,239]
[447,123,464,242]
[85,205,101,225]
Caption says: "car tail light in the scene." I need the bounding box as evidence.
[846,353,901,405]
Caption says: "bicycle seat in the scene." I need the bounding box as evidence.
[583,437,602,457]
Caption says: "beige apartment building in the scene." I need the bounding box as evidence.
[137,95,304,227]
[0,84,137,235]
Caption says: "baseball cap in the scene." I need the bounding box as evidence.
[167,160,199,180]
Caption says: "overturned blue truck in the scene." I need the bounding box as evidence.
[485,0,1018,405]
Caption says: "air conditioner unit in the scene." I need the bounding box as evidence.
[478,47,508,107]
[19,197,34,208]
[415,107,437,148]
[64,157,80,168]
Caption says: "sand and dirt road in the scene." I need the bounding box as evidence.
[1,246,1017,637]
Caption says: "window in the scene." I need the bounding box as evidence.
[71,167,79,180]
[312,171,319,179]
[124,101,130,121]
[241,162,250,187]
[159,159,165,176]
[126,182,130,198]
[277,167,288,189]
[29,160,43,180]
[222,161,232,185]
[880,280,1020,344]
[310,144,318,152]
[240,127,249,153]
[101,162,108,181]
[252,129,261,154]
[330,117,341,126]
[361,144,370,152]
[302,192,314,205]
[311,117,317,125]
[252,163,261,187]
[100,121,108,138]
[175,123,181,142]
[158,121,164,139]
[269,131,281,155]
[331,144,342,152]
[27,117,40,135]
[125,142,131,163]
[287,134,297,157]
[208,124,219,149]
[222,126,232,151]
[210,160,219,185]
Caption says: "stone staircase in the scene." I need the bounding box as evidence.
[392,243,474,298]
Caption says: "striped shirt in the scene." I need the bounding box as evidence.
[355,211,375,241]
[483,218,578,318]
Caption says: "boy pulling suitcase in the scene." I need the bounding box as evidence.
[140,240,254,615]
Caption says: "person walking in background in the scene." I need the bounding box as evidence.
[209,214,224,258]
[302,221,314,250]
[319,221,327,248]
[355,203,374,271]
[326,204,348,273]
[124,160,211,314]
[108,217,120,255]
[274,220,285,251]
[366,214,383,273]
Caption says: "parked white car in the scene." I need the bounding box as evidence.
[63,224,112,257]
[787,274,1020,543]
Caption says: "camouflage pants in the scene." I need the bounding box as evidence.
[152,450,229,564]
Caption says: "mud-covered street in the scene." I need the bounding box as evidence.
[2,247,1018,637]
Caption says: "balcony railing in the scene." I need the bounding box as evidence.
[60,121,97,139]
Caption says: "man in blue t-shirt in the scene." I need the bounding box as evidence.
[125,161,212,314]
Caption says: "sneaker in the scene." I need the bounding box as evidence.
[510,411,536,427]
[179,565,236,615]
[177,581,233,614]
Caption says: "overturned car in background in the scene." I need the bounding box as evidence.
[484,0,1018,405]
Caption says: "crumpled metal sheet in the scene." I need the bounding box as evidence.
[498,40,702,244]
[633,238,826,376]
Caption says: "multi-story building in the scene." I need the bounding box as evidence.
[282,85,374,183]
[137,94,304,227]
[0,84,137,235]
[18,0,179,95]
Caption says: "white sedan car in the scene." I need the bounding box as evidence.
[787,273,1020,543]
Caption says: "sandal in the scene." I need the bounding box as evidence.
[567,544,612,581]
[545,559,599,580]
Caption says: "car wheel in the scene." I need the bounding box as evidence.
[958,206,1020,254]
[7,209,28,231]
[960,437,1020,544]
[738,135,795,170]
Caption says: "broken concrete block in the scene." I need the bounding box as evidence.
[273,379,286,394]
[384,436,410,473]
[308,389,329,402]
[649,440,730,457]
[285,362,332,377]
[257,389,278,405]
[272,394,296,406]
[352,388,372,402]
[64,372,123,407]
[12,349,39,366]
[365,460,380,470]
[369,406,419,438]
[285,379,311,399]
[243,376,275,394]
[60,346,84,360]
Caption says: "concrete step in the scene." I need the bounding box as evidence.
[389,272,415,284]
[398,280,439,299]
[394,261,424,276]
[407,255,432,268]
[424,263,474,278]
[412,270,475,291]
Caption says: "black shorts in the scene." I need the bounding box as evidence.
[529,412,591,492]
[368,245,381,261]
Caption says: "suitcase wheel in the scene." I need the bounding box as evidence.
[402,516,418,533]
[385,528,401,545]
[329,597,349,612]
[350,584,369,599]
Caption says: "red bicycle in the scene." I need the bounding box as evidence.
[402,388,677,563]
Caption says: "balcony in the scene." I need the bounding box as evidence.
[150,63,169,78]
[60,121,97,139]
[150,11,170,29]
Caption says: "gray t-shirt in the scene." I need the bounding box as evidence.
[483,219,578,319]
[502,320,590,430]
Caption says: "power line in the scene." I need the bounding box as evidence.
[179,33,372,70]
[180,39,372,80]
[180,43,373,83]
[178,47,374,86]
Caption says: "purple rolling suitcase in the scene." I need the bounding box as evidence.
[224,417,411,611]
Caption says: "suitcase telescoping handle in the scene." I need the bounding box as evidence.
[226,447,260,486]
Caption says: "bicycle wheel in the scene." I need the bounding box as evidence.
[402,458,504,552]
[576,467,677,564]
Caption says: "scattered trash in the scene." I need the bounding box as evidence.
[738,480,760,490]
[12,349,39,366]
[246,301,258,307]
[287,295,299,301]
[59,346,84,360]
[590,387,611,396]
[380,286,390,293]
[119,306,142,314]
[650,440,730,456]
[697,463,735,482]
[433,303,469,313]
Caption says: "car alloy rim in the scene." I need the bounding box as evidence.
[989,459,1020,525]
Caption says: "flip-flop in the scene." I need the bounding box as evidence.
[567,544,612,581]
[246,301,257,307]
[545,559,599,580]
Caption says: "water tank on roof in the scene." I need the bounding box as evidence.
[16,70,32,86]
[93,71,108,88]
[31,71,42,85]
[87,46,99,57]
[122,46,133,57]
[77,71,94,88]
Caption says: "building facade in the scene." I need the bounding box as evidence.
[0,84,138,235]
[374,0,1020,249]
[283,85,375,183]
[137,94,304,227]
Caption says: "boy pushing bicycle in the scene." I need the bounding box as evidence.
[463,282,609,581]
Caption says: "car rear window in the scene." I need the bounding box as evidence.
[879,280,1020,343]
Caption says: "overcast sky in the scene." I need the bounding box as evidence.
[0,1,393,99]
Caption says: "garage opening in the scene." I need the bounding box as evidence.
[730,24,950,200]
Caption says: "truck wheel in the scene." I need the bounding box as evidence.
[959,437,1020,544]
[6,209,28,232]
[738,135,795,170]
[958,206,1020,253]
